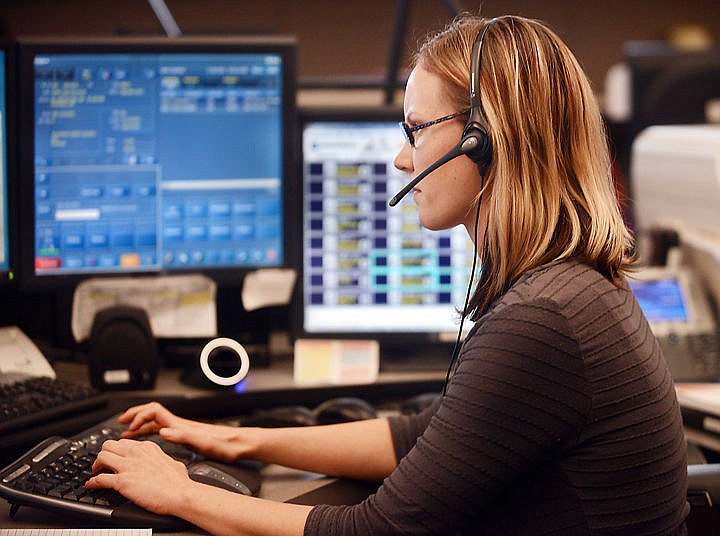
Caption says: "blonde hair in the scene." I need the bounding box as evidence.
[415,14,635,318]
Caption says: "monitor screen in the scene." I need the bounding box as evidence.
[18,37,297,285]
[629,278,689,323]
[0,47,11,280]
[299,109,476,346]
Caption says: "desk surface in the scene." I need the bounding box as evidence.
[53,355,446,399]
[675,383,720,454]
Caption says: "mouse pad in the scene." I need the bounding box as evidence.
[286,478,379,506]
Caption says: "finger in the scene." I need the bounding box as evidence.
[98,438,141,456]
[118,402,155,423]
[120,422,159,439]
[97,438,121,453]
[134,438,165,456]
[91,449,125,474]
[158,426,199,446]
[157,428,205,458]
[85,472,118,490]
[120,402,166,427]
[126,410,162,432]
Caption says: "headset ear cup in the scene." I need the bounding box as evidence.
[461,124,492,174]
[477,131,492,174]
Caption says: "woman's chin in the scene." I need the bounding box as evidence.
[418,214,446,231]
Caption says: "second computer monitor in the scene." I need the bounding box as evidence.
[18,36,297,286]
[0,44,13,282]
[299,108,476,351]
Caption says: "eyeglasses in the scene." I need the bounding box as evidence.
[399,109,470,146]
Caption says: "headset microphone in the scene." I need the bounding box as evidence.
[388,135,480,207]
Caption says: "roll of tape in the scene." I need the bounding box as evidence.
[199,337,250,386]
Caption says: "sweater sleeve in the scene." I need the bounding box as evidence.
[387,397,441,462]
[304,299,592,535]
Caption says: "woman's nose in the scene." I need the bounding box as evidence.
[393,142,413,174]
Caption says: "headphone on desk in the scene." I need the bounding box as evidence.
[388,19,496,207]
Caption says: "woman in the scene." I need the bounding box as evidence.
[87,14,689,534]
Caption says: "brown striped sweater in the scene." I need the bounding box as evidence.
[305,258,689,535]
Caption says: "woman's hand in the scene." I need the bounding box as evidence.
[118,401,257,462]
[87,438,312,536]
[85,438,193,516]
[118,401,192,438]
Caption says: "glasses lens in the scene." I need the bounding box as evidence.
[399,122,414,146]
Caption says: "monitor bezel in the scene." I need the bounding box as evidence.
[17,35,299,289]
[292,106,467,367]
[0,40,17,284]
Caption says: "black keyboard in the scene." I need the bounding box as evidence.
[0,376,109,435]
[0,414,263,530]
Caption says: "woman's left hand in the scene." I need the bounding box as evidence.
[85,438,192,516]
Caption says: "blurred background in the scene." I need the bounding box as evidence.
[1,0,718,101]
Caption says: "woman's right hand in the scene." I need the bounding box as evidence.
[119,401,187,438]
[118,401,256,463]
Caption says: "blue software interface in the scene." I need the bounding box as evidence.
[630,278,689,323]
[302,120,475,335]
[33,51,284,275]
[0,50,8,276]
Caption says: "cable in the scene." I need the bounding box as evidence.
[442,186,483,395]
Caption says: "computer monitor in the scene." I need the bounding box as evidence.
[629,278,689,323]
[17,36,297,287]
[0,42,15,283]
[297,108,476,366]
[631,124,720,241]
[624,41,720,155]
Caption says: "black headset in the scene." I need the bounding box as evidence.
[388,19,495,207]
[462,20,495,174]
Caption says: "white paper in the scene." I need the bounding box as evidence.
[293,339,379,385]
[71,274,217,342]
[241,268,297,311]
[0,326,55,380]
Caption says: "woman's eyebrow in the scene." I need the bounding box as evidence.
[404,110,419,123]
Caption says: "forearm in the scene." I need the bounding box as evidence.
[248,417,397,481]
[173,482,312,536]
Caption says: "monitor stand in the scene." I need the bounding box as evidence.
[378,341,453,372]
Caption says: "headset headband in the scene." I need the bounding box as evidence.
[466,19,495,136]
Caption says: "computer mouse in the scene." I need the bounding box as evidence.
[401,392,441,415]
[313,397,377,425]
[239,405,317,428]
[186,461,255,495]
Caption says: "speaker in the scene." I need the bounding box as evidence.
[87,305,157,391]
